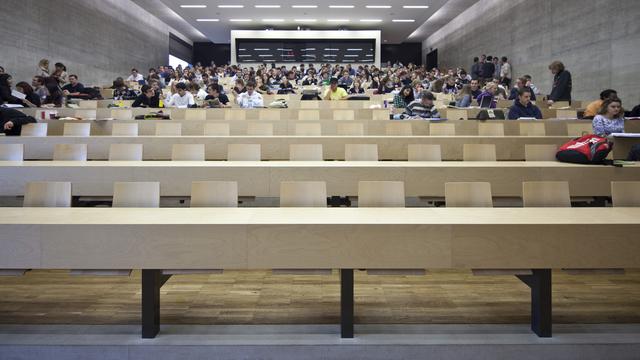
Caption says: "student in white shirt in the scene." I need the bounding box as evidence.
[236,81,263,109]
[166,82,195,108]
[126,68,145,83]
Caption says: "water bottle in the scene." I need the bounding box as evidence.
[383,100,388,109]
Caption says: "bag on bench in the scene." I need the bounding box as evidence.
[556,134,613,164]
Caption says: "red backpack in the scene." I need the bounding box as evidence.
[556,134,613,164]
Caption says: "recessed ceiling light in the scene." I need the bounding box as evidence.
[218,5,244,8]
[292,5,318,8]
[392,19,415,22]
[329,5,354,8]
[262,19,285,22]
[327,19,350,22]
[360,19,383,22]
[295,18,317,22]
[365,5,391,8]
[403,5,429,8]
[180,4,206,8]
[229,18,252,22]
[196,18,219,21]
[255,5,281,8]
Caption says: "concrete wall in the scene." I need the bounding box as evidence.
[422,0,640,105]
[0,0,172,87]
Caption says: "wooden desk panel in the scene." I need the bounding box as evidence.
[1,208,639,269]
[1,161,637,197]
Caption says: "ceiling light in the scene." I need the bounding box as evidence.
[292,5,318,8]
[295,19,317,22]
[262,19,285,22]
[196,18,219,21]
[360,19,383,22]
[229,18,252,22]
[347,48,362,51]
[392,19,415,22]
[218,5,244,8]
[329,5,354,8]
[403,5,429,8]
[324,48,339,51]
[180,5,206,8]
[366,5,391,8]
[254,48,270,51]
[255,5,281,8]
[328,19,350,22]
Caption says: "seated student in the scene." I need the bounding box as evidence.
[61,75,85,98]
[0,108,36,135]
[584,89,618,118]
[0,74,24,105]
[508,88,542,120]
[301,73,318,86]
[112,77,137,100]
[338,71,353,88]
[349,80,365,95]
[469,79,482,100]
[232,79,246,96]
[377,77,396,94]
[43,76,63,107]
[255,77,272,95]
[132,85,155,108]
[279,77,295,94]
[455,84,473,108]
[204,85,230,108]
[236,81,263,109]
[147,79,162,107]
[477,82,498,108]
[508,77,536,101]
[442,76,458,95]
[126,68,144,83]
[15,82,41,107]
[209,76,224,94]
[32,76,49,103]
[592,98,625,136]
[404,91,440,119]
[166,82,195,108]
[629,102,640,118]
[393,85,415,109]
[522,75,539,95]
[323,78,348,101]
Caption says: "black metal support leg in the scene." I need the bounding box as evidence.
[142,270,171,338]
[340,269,354,338]
[516,269,552,337]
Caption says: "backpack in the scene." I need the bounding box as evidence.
[268,99,288,108]
[556,134,613,164]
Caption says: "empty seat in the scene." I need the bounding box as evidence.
[385,122,413,136]
[0,144,23,161]
[258,109,281,121]
[155,123,182,136]
[300,101,320,109]
[73,109,97,119]
[227,144,261,161]
[190,181,238,207]
[20,123,48,136]
[446,109,468,120]
[611,181,640,207]
[336,122,364,136]
[445,182,493,207]
[556,109,578,119]
[247,122,273,136]
[407,144,442,161]
[111,109,133,121]
[567,123,592,137]
[185,109,207,121]
[53,144,88,161]
[298,110,320,121]
[289,144,323,161]
[478,123,505,136]
[111,123,138,136]
[224,110,247,121]
[463,144,496,161]
[429,123,455,136]
[63,123,90,136]
[345,144,378,161]
[524,144,558,161]
[23,181,71,207]
[522,181,571,207]
[333,110,355,121]
[358,181,405,207]
[519,123,546,136]
[108,144,143,161]
[295,123,322,136]
[280,181,327,207]
[204,123,231,136]
[171,144,205,161]
[112,182,160,208]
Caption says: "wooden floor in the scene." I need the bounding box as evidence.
[0,270,639,325]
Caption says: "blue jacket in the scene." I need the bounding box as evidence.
[507,100,542,120]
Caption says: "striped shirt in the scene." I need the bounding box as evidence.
[404,100,441,118]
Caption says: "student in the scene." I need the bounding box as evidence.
[15,82,41,107]
[592,98,625,136]
[455,85,473,108]
[38,59,50,76]
[500,57,511,87]
[471,57,482,80]
[0,74,25,105]
[393,85,415,109]
[126,68,144,83]
[232,79,246,96]
[236,81,263,108]
[61,75,85,98]
[166,82,195,108]
[205,85,230,107]
[469,79,482,99]
[508,88,542,120]
[32,76,49,102]
[442,77,458,94]
[482,56,495,82]
[112,78,137,100]
[476,83,497,108]
[508,78,536,101]
[547,61,572,105]
[255,77,272,95]
[584,89,617,118]
[279,77,295,94]
[522,75,540,95]
[629,102,640,118]
[337,71,353,88]
[132,85,155,108]
[404,91,440,118]
[0,108,36,136]
[349,80,365,95]
[323,78,348,101]
[52,63,67,86]
[43,76,64,107]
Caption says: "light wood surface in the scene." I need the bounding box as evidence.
[0,161,638,197]
[279,181,327,207]
[171,144,205,161]
[524,144,558,161]
[611,181,640,207]
[522,181,571,207]
[1,208,640,270]
[463,144,497,161]
[357,181,405,207]
[289,144,323,161]
[0,144,24,161]
[63,123,91,137]
[108,144,143,161]
[190,181,238,208]
[22,182,71,208]
[344,144,379,161]
[227,144,261,161]
[52,144,87,161]
[445,182,493,208]
[112,182,159,208]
